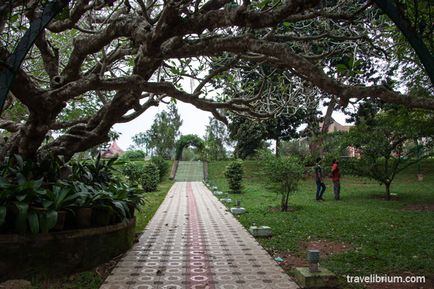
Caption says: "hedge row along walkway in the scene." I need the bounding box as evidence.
[101,182,298,289]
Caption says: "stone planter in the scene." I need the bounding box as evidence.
[0,218,136,281]
[76,208,92,228]
[92,207,111,226]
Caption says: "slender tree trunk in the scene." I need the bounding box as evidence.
[385,182,391,200]
[275,137,280,156]
[281,192,289,212]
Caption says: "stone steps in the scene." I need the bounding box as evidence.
[174,161,204,181]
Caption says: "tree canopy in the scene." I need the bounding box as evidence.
[131,103,182,159]
[0,0,433,161]
[344,107,434,199]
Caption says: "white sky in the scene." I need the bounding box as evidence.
[114,101,213,150]
[113,100,349,151]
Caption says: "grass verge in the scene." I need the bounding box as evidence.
[208,160,434,288]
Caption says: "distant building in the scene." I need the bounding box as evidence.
[101,141,124,158]
[320,117,352,133]
[320,118,360,158]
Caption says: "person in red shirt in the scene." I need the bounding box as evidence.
[331,159,341,200]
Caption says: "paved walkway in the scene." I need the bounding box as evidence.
[174,162,204,182]
[101,182,298,289]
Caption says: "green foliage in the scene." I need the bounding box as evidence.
[228,110,304,159]
[224,159,244,194]
[42,184,79,211]
[131,132,148,151]
[134,103,182,159]
[150,156,169,181]
[175,134,205,160]
[141,162,160,192]
[118,150,145,161]
[279,139,310,160]
[0,154,143,234]
[344,108,434,199]
[121,162,144,185]
[71,154,117,187]
[204,117,229,161]
[259,150,304,211]
[121,160,165,191]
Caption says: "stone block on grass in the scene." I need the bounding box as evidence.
[230,207,246,215]
[294,267,337,288]
[249,226,272,237]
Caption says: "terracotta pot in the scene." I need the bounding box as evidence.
[53,210,67,231]
[76,207,92,228]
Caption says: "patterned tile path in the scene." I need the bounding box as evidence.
[101,182,298,289]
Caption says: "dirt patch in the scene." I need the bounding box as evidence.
[345,183,374,187]
[272,239,352,271]
[300,239,352,258]
[364,274,434,289]
[272,252,308,271]
[268,207,297,213]
[370,194,400,201]
[402,203,434,212]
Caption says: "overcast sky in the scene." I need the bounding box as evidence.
[113,101,213,150]
[113,100,349,151]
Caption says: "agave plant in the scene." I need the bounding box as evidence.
[72,154,118,188]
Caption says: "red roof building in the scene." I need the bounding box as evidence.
[101,141,124,158]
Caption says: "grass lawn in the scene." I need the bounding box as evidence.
[30,171,174,289]
[208,160,434,288]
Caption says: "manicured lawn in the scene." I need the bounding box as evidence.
[30,173,173,289]
[208,160,434,287]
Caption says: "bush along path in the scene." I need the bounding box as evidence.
[101,182,298,289]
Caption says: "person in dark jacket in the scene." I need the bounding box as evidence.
[315,157,326,201]
[331,159,341,200]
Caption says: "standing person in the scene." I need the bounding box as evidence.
[331,159,341,200]
[315,157,326,201]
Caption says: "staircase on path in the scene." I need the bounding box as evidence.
[174,161,204,181]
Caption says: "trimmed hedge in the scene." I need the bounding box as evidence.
[141,162,160,192]
[224,159,244,194]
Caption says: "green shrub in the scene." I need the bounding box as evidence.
[224,159,244,194]
[121,162,144,185]
[150,156,169,181]
[141,162,160,192]
[119,150,145,161]
[260,150,304,211]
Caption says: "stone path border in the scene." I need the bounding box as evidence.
[101,182,299,289]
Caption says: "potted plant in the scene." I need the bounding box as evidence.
[73,182,98,228]
[41,183,79,231]
[91,190,115,227]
